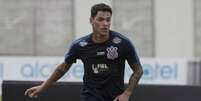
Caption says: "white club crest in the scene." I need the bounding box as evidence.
[106,46,118,60]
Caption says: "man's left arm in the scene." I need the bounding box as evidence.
[113,64,143,101]
[124,64,143,96]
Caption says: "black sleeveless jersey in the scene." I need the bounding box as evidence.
[64,30,141,99]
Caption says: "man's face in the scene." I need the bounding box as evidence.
[90,11,111,36]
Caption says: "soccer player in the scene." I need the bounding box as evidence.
[24,3,143,101]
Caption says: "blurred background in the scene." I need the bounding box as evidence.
[0,0,201,100]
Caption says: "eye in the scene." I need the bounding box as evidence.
[97,17,104,21]
[106,18,111,22]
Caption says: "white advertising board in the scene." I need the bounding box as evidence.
[0,57,189,83]
[0,57,189,94]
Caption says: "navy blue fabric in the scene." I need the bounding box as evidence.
[80,86,109,101]
[65,30,141,100]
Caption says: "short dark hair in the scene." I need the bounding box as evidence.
[91,3,112,18]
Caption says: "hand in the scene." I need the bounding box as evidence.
[113,92,130,101]
[24,85,43,98]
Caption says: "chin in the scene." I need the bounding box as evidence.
[99,33,108,36]
[99,31,109,36]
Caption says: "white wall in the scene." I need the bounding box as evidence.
[74,0,194,57]
[155,0,194,58]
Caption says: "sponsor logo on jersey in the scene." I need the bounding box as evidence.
[79,41,88,47]
[92,64,108,74]
[97,51,105,55]
[112,37,122,44]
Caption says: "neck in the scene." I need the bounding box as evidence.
[92,33,110,43]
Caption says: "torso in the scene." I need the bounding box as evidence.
[68,31,135,99]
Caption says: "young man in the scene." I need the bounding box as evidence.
[24,3,143,101]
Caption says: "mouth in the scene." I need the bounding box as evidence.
[101,28,109,32]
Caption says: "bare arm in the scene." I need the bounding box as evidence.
[113,64,143,101]
[39,62,72,90]
[124,64,143,96]
[24,62,72,98]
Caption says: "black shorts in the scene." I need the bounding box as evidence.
[80,87,114,101]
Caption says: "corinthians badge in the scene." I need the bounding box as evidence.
[106,46,118,60]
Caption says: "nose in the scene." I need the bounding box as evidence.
[103,20,109,26]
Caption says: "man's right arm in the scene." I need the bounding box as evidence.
[40,62,72,89]
[24,62,72,98]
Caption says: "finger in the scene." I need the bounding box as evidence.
[30,93,35,98]
[33,95,38,98]
[30,94,37,98]
[24,89,32,96]
[113,97,118,101]
[24,90,28,96]
[29,91,38,98]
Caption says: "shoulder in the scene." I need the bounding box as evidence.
[70,34,91,47]
[110,30,132,45]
